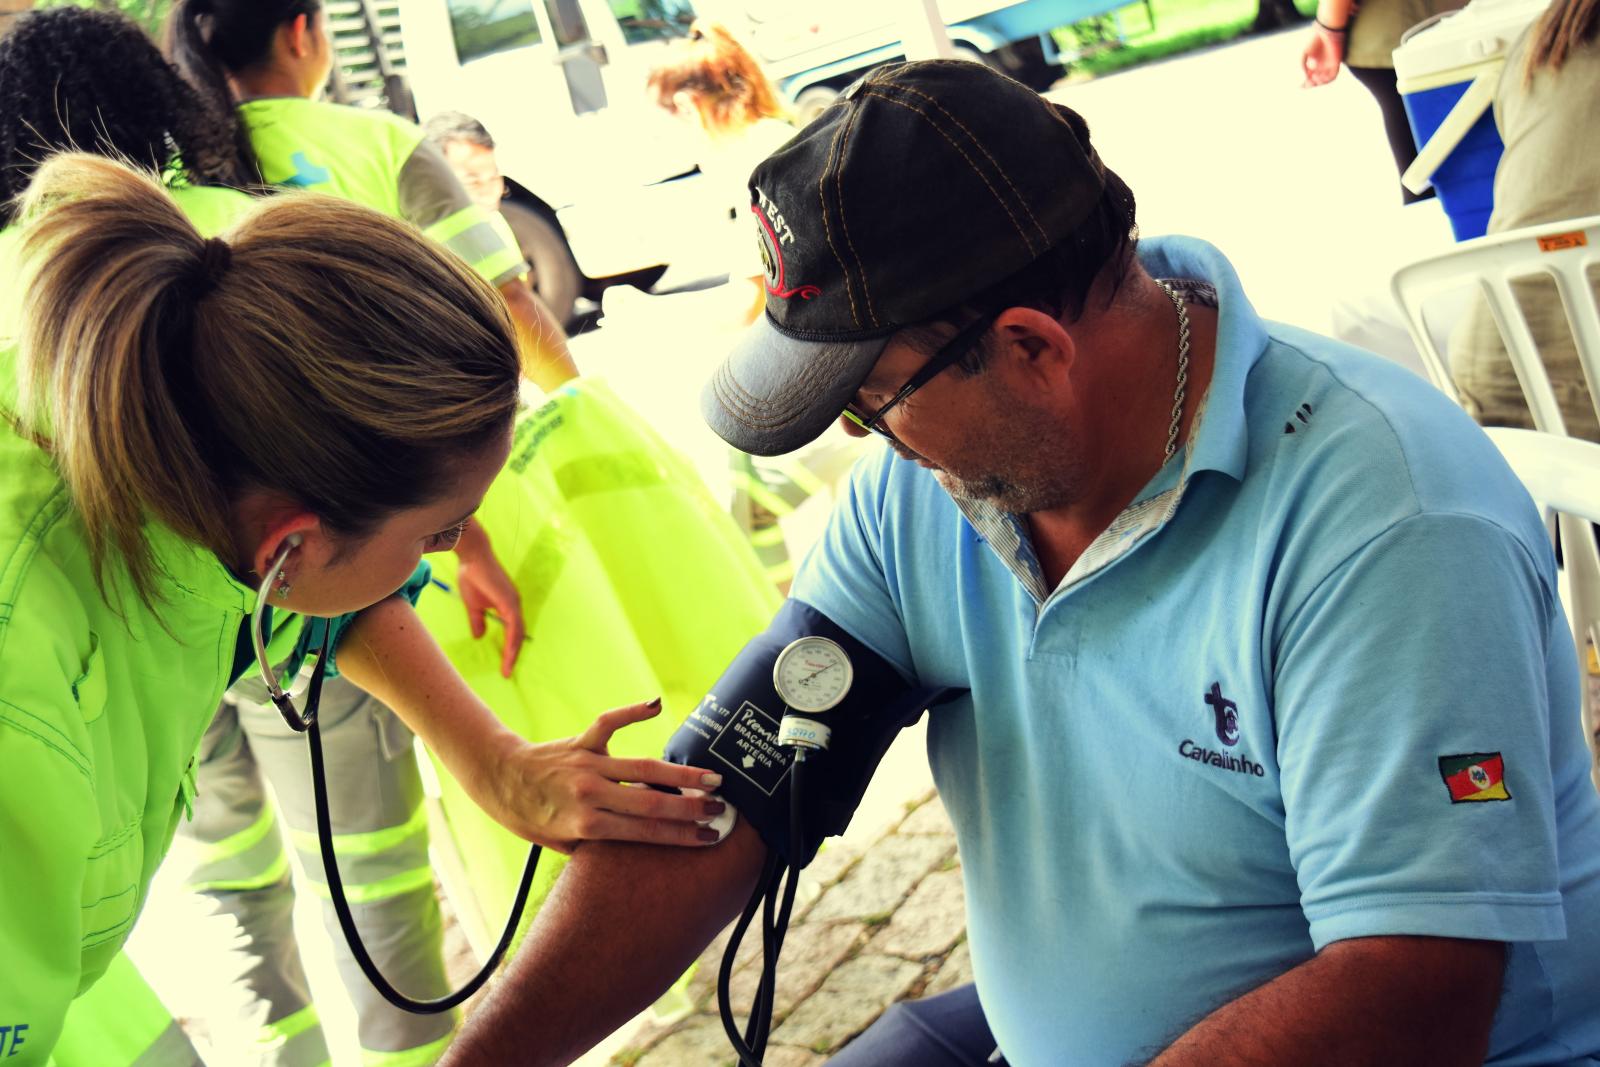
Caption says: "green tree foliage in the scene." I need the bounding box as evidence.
[33,0,171,37]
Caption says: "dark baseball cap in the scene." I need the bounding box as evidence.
[702,58,1109,457]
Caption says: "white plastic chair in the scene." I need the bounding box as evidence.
[1392,222,1600,785]
[1390,213,1600,434]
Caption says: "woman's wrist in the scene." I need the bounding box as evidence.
[1314,13,1347,31]
[441,715,525,806]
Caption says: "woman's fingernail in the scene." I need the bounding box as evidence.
[703,800,726,819]
[701,772,723,788]
[647,697,662,710]
[697,827,722,843]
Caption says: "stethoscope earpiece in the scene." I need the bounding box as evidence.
[251,538,317,732]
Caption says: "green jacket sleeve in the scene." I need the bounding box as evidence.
[0,682,99,1064]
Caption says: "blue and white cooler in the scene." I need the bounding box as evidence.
[1394,0,1550,239]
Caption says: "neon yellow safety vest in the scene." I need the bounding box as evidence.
[0,355,317,1064]
[0,182,254,1067]
[412,379,782,933]
[238,96,525,286]
[0,182,255,340]
[166,181,257,236]
[0,354,429,1063]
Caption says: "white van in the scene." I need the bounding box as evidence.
[339,0,1100,322]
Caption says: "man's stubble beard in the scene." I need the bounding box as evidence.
[929,400,1084,515]
[935,464,1080,514]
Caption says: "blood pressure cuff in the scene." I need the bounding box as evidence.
[664,598,961,866]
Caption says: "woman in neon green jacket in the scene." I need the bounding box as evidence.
[0,154,723,1066]
[166,0,579,395]
[0,12,523,1064]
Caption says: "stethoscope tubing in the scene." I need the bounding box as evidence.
[307,651,540,1013]
[250,540,540,1014]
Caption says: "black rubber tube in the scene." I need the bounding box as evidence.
[303,646,540,1014]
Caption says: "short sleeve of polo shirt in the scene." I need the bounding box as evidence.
[790,452,916,680]
[1273,510,1568,950]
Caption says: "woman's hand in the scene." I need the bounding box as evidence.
[476,699,728,854]
[454,517,526,677]
[1302,20,1347,87]
[338,602,723,854]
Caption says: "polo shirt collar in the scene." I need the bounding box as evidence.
[1136,235,1270,484]
[950,236,1271,603]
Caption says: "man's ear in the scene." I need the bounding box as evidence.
[990,307,1076,388]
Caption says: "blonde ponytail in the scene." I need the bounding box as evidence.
[15,153,520,609]
[16,154,232,603]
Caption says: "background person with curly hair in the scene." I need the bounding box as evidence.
[0,3,252,336]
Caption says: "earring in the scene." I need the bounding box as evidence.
[274,569,292,599]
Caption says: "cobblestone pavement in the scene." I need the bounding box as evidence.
[609,790,967,1067]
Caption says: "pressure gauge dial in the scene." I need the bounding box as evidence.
[772,636,853,713]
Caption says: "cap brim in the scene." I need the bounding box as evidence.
[701,312,889,457]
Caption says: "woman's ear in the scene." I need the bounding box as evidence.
[249,514,320,586]
[281,13,306,58]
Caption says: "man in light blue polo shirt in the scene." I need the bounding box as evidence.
[442,60,1600,1066]
[786,228,1600,1064]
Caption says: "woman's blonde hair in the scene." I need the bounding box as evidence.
[647,21,787,136]
[14,153,520,607]
[1524,0,1600,82]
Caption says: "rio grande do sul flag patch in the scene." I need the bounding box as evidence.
[1439,753,1511,803]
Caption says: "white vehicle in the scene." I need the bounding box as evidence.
[402,0,732,323]
[332,0,1104,323]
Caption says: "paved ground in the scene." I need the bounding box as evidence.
[612,790,965,1067]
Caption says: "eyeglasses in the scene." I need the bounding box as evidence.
[842,311,1000,440]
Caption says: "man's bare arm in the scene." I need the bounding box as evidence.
[1152,935,1505,1066]
[442,820,769,1066]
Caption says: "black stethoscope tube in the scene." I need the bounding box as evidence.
[257,592,541,1015]
[302,645,542,1013]
[256,546,806,1035]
